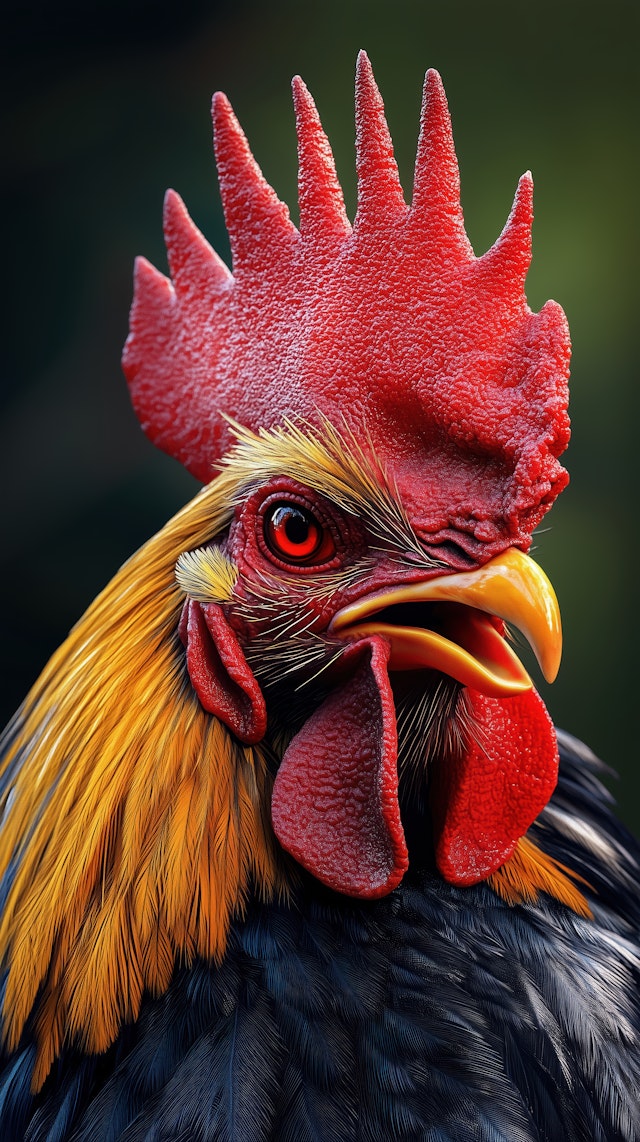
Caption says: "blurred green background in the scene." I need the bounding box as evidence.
[2,1,639,827]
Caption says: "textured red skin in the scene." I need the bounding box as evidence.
[271,636,409,898]
[181,599,267,744]
[431,687,559,884]
[123,55,570,560]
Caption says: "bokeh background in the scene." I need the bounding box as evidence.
[2,1,639,826]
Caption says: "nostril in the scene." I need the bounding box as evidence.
[420,540,478,570]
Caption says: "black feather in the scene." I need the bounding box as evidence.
[1,735,640,1141]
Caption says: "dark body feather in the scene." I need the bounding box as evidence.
[1,732,639,1142]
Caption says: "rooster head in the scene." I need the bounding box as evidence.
[124,52,571,901]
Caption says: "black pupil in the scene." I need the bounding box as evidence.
[282,508,310,545]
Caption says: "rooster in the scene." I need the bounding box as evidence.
[0,51,639,1142]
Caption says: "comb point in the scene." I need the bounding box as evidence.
[212,91,295,267]
[480,171,534,286]
[410,66,469,254]
[293,74,349,237]
[354,51,406,226]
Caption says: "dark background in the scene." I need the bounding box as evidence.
[2,2,639,827]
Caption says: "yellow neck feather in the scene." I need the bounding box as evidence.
[0,476,288,1090]
[488,835,592,917]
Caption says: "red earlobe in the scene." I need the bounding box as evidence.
[180,600,267,743]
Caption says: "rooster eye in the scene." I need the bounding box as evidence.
[264,502,335,565]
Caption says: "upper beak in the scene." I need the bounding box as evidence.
[329,548,561,699]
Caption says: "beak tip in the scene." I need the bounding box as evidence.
[541,643,562,684]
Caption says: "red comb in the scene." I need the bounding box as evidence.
[123,52,570,558]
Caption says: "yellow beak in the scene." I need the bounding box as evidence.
[329,548,561,699]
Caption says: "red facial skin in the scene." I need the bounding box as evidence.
[182,479,559,899]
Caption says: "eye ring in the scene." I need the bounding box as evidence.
[263,501,336,565]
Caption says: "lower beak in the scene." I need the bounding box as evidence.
[329,548,561,699]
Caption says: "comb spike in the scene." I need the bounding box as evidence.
[123,257,176,426]
[292,76,350,240]
[212,92,296,269]
[131,255,174,309]
[479,172,533,285]
[354,51,406,227]
[164,189,231,298]
[411,69,470,252]
[126,256,175,351]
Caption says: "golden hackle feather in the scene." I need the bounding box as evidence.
[0,452,294,1090]
[488,835,592,918]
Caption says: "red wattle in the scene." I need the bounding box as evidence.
[271,636,408,898]
[431,687,559,885]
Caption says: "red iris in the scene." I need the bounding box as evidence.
[264,503,335,565]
